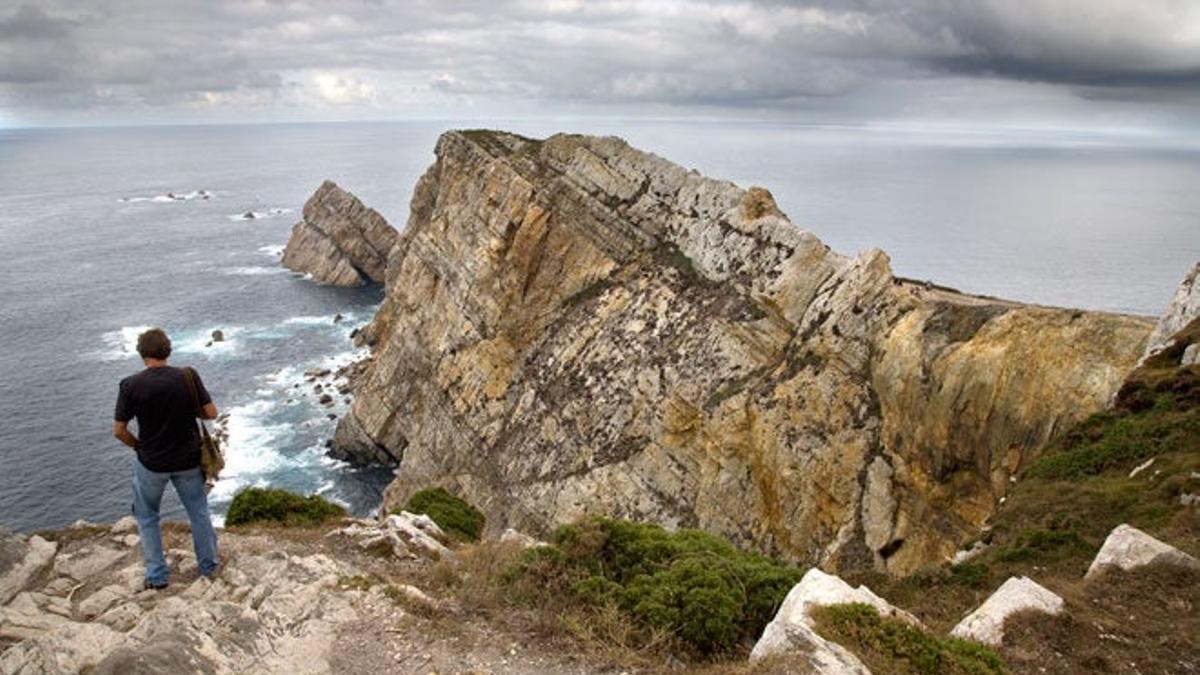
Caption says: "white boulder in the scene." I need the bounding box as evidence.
[386,512,452,558]
[1085,523,1200,579]
[950,576,1063,646]
[750,568,918,672]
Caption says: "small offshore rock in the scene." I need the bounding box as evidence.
[319,394,334,406]
[950,576,1063,646]
[333,313,344,323]
[211,329,225,343]
[281,180,397,286]
[242,211,256,220]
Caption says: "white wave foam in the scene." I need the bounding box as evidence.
[208,399,302,502]
[119,189,222,203]
[223,266,288,277]
[92,325,154,362]
[89,324,247,363]
[228,208,293,222]
[257,244,285,257]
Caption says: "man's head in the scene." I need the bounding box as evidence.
[137,328,172,361]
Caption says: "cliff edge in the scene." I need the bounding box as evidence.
[333,130,1152,575]
[281,180,397,286]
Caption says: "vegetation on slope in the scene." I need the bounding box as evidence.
[813,603,1006,675]
[500,517,805,657]
[398,487,485,542]
[225,487,346,527]
[841,321,1200,672]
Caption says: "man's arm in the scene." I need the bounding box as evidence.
[200,402,218,420]
[112,420,138,449]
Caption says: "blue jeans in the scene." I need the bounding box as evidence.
[132,460,218,584]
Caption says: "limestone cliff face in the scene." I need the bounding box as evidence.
[334,130,1152,575]
[281,180,397,286]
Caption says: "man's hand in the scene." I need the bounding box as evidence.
[200,402,218,420]
[112,420,139,449]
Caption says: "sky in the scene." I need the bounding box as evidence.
[1,0,1198,133]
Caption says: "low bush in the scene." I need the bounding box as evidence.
[503,517,804,656]
[225,487,345,527]
[813,603,1007,674]
[400,487,485,542]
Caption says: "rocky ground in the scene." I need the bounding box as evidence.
[0,515,648,675]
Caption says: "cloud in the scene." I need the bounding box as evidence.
[312,73,379,105]
[0,0,1197,128]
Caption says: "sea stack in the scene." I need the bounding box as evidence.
[331,130,1152,575]
[281,180,396,286]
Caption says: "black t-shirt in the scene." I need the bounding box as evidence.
[114,365,212,473]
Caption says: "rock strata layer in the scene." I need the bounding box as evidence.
[335,129,1152,574]
[281,180,397,286]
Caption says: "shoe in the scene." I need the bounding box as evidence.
[143,579,169,591]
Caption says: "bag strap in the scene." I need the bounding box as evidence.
[181,367,212,441]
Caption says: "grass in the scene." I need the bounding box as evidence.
[224,487,346,527]
[813,603,1007,675]
[398,487,485,542]
[1026,397,1199,480]
[501,517,805,657]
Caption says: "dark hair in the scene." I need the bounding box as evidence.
[136,328,172,360]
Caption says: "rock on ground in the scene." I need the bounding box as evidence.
[332,129,1152,575]
[950,576,1064,647]
[750,568,917,672]
[281,180,397,286]
[1085,523,1200,579]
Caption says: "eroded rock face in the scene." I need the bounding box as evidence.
[281,180,397,286]
[335,129,1152,574]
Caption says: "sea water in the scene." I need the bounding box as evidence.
[0,121,1197,531]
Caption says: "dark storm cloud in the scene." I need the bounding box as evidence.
[0,0,1196,124]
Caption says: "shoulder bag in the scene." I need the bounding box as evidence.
[182,366,225,485]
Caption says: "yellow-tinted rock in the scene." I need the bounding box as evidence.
[334,129,1151,575]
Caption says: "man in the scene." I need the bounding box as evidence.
[113,328,219,589]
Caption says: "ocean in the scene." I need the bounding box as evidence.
[1,120,1197,532]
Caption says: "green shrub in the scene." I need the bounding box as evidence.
[946,563,990,589]
[399,487,485,542]
[993,529,1092,564]
[814,603,1007,674]
[504,517,804,656]
[225,487,345,527]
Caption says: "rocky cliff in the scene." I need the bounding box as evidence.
[332,130,1152,575]
[1143,262,1200,364]
[281,180,397,286]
